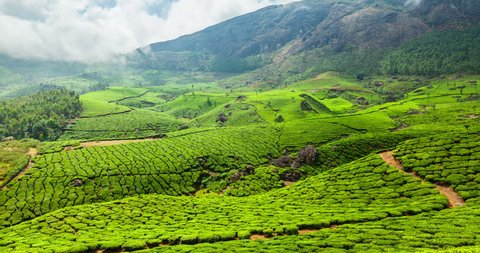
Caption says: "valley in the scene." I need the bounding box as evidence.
[0,0,479,252]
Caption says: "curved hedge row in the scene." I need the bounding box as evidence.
[0,126,281,229]
[0,155,447,252]
[153,207,480,252]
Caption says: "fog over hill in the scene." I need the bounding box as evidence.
[0,0,295,63]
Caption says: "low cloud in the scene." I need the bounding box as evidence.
[405,0,423,7]
[0,0,296,63]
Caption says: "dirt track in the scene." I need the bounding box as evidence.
[80,138,160,148]
[379,151,465,208]
[0,148,37,189]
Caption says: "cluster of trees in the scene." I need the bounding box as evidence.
[380,28,480,75]
[0,89,82,141]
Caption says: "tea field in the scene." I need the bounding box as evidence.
[0,73,479,252]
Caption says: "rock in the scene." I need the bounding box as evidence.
[72,179,83,187]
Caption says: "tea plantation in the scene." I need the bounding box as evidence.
[0,126,280,229]
[0,154,449,252]
[0,73,479,252]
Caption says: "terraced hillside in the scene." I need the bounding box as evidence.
[0,73,479,253]
[0,154,449,252]
[0,126,280,228]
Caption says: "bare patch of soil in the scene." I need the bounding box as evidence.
[250,234,268,240]
[465,114,480,119]
[16,148,37,179]
[28,148,37,157]
[379,151,403,170]
[436,185,465,207]
[80,138,160,148]
[283,181,295,186]
[64,146,75,151]
[298,229,319,235]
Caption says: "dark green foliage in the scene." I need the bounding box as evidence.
[209,55,267,73]
[224,166,284,196]
[381,29,480,76]
[275,115,285,123]
[0,89,82,141]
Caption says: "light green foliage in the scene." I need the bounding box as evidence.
[0,126,280,228]
[152,207,480,253]
[79,87,148,117]
[0,70,479,253]
[156,92,235,119]
[117,92,169,108]
[60,109,182,141]
[396,132,480,204]
[280,111,395,147]
[321,98,354,113]
[0,155,447,252]
[39,140,81,154]
[191,100,267,127]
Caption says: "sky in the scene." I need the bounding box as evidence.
[0,0,296,63]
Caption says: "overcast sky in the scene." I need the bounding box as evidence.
[0,0,296,63]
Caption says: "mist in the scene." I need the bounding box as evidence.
[0,0,296,63]
[405,0,423,7]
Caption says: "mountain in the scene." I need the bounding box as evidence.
[136,0,480,80]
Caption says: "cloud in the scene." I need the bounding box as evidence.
[0,0,296,63]
[405,0,422,7]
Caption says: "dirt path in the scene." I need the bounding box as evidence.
[379,151,465,208]
[80,138,160,148]
[16,148,37,179]
[436,185,465,207]
[0,148,37,189]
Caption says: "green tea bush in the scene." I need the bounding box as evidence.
[0,154,447,252]
[0,126,280,229]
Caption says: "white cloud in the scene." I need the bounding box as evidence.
[405,0,422,7]
[0,0,296,63]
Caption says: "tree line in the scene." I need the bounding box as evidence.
[0,89,82,141]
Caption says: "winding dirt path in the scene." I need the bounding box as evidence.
[379,151,465,208]
[16,148,37,179]
[0,148,37,189]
